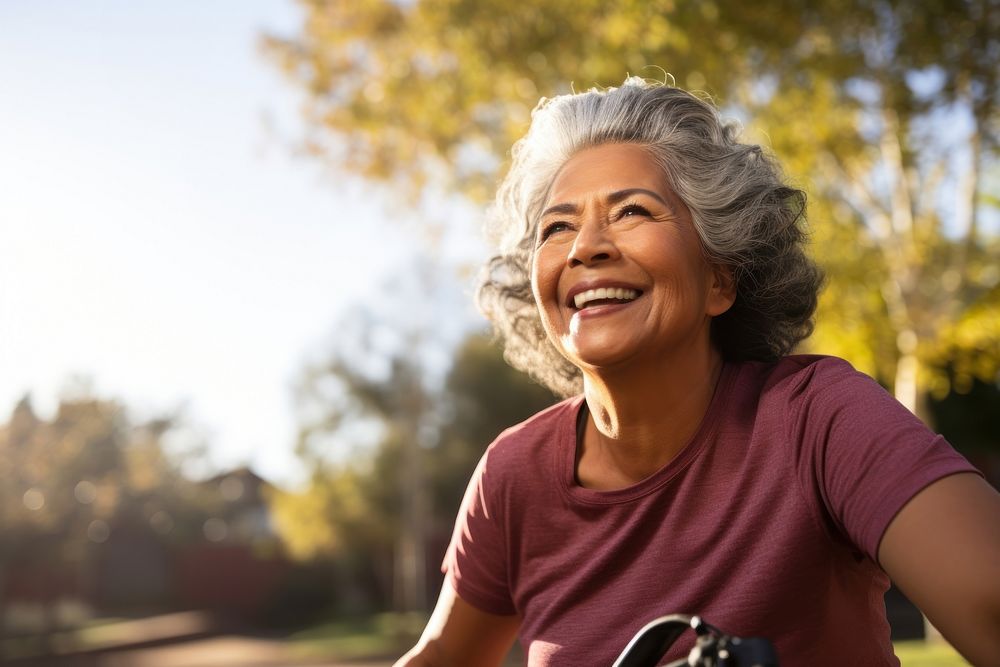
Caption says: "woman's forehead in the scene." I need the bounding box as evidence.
[544,144,675,209]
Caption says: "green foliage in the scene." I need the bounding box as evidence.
[263,0,826,198]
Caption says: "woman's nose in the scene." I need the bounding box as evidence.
[568,219,619,267]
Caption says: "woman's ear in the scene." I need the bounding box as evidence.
[706,264,736,317]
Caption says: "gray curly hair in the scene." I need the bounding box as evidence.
[477,77,823,397]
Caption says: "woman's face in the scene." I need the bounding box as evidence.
[530,143,733,372]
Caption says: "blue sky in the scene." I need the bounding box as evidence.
[0,1,486,486]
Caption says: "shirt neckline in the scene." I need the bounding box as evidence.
[558,362,736,506]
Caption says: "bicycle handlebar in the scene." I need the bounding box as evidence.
[612,614,779,667]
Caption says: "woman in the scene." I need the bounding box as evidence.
[396,78,1000,666]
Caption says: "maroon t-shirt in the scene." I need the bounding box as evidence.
[443,355,980,666]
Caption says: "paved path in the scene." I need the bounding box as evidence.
[4,612,396,667]
[97,635,393,667]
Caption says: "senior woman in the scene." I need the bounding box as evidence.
[396,79,1000,666]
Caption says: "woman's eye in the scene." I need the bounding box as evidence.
[619,203,651,218]
[540,221,570,241]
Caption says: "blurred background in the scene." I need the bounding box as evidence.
[1,1,997,665]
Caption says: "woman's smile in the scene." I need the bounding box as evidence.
[567,285,644,337]
[568,285,642,309]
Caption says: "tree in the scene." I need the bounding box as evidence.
[0,392,207,654]
[264,0,1000,421]
[271,304,440,613]
[271,315,555,614]
[0,395,204,563]
[430,333,556,527]
[741,0,1000,419]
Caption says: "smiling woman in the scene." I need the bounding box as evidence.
[394,78,1000,667]
[479,81,819,399]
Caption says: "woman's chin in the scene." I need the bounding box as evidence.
[561,337,640,372]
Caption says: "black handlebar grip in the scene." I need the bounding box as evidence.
[721,636,780,667]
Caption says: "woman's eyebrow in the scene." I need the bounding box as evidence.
[540,201,579,218]
[541,188,675,219]
[606,188,674,212]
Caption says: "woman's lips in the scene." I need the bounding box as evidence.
[570,294,641,321]
[565,283,644,309]
[572,286,640,310]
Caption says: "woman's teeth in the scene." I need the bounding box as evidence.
[573,287,639,309]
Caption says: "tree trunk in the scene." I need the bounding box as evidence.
[0,563,6,661]
[394,409,429,614]
[893,346,918,415]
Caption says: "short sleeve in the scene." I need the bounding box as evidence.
[441,445,517,615]
[788,358,981,564]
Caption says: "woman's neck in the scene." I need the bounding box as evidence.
[576,344,724,490]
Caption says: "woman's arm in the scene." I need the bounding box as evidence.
[878,472,1000,666]
[394,579,521,667]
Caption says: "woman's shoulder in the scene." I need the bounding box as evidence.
[487,396,582,456]
[471,396,582,497]
[743,354,877,401]
[727,354,894,428]
[765,353,860,381]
